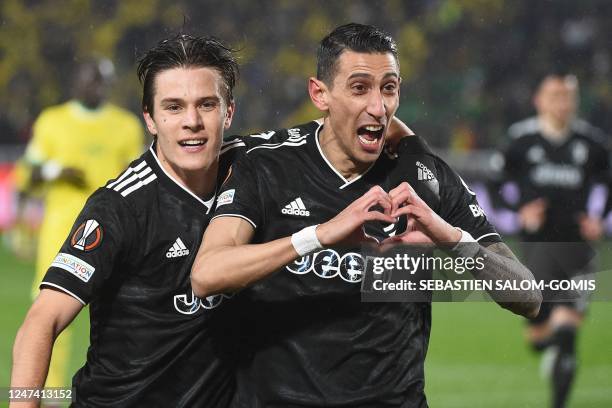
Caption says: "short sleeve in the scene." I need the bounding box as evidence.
[212,153,264,229]
[437,159,502,244]
[40,189,135,304]
[24,111,55,165]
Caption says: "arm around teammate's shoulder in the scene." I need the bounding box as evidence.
[10,289,83,407]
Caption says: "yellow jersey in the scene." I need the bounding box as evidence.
[24,101,144,209]
[22,100,144,287]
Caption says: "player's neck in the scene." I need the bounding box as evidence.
[319,125,372,180]
[80,101,103,110]
[539,115,571,143]
[71,100,106,115]
[161,158,219,199]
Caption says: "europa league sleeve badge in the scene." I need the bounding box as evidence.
[71,219,104,251]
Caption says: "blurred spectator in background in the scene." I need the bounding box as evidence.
[500,74,610,408]
[14,58,144,389]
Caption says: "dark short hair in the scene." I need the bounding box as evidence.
[317,23,398,86]
[137,34,239,114]
[534,72,578,95]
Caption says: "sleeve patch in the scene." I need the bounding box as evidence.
[70,219,103,251]
[216,189,235,208]
[51,253,96,282]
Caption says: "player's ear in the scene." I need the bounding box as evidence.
[143,110,157,135]
[224,100,235,130]
[398,76,402,98]
[308,77,329,112]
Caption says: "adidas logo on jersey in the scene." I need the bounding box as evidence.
[416,161,436,181]
[166,237,190,258]
[281,197,310,217]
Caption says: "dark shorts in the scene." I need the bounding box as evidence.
[520,241,596,325]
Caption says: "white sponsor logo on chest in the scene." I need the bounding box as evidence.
[281,197,310,217]
[166,237,190,258]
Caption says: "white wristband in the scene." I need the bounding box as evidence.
[41,161,63,181]
[454,227,477,244]
[451,227,480,258]
[291,225,323,257]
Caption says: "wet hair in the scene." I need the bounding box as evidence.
[137,34,238,115]
[316,23,398,86]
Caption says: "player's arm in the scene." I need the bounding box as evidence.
[387,180,541,319]
[385,116,415,153]
[468,241,541,318]
[10,188,134,401]
[503,139,549,232]
[579,139,611,241]
[21,114,86,190]
[192,217,296,296]
[28,164,86,189]
[191,185,395,297]
[10,290,83,407]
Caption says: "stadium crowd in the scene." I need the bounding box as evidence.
[0,0,610,150]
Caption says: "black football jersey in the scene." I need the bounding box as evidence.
[504,117,610,241]
[213,121,500,407]
[40,134,282,407]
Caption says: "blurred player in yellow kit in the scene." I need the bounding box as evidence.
[16,58,143,388]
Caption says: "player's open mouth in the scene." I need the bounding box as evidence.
[178,139,207,152]
[179,139,206,147]
[357,125,384,150]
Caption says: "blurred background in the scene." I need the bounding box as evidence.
[1,0,611,407]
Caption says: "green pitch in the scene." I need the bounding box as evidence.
[1,243,611,407]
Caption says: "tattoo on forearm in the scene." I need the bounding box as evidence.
[472,242,542,318]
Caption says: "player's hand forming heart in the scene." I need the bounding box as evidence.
[316,186,397,247]
[382,182,461,246]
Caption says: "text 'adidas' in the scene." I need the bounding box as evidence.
[166,237,190,258]
[282,197,310,217]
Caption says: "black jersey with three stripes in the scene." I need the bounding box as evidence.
[38,132,286,407]
[213,120,501,407]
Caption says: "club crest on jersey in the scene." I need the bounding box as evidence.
[527,145,546,163]
[571,141,588,165]
[281,197,310,217]
[71,219,103,251]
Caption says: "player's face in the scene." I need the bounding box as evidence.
[534,77,577,126]
[326,51,400,164]
[74,65,109,109]
[143,67,234,180]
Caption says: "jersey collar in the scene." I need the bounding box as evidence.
[68,100,108,119]
[147,142,216,214]
[314,123,378,190]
